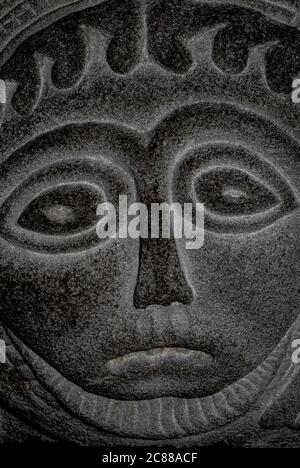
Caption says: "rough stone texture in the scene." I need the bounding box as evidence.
[0,0,299,447]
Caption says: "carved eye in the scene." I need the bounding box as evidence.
[0,180,106,254]
[173,144,298,234]
[18,184,102,236]
[194,168,279,217]
[191,164,297,234]
[0,155,135,253]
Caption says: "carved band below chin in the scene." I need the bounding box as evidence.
[1,317,298,441]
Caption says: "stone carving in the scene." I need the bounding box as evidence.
[0,0,299,447]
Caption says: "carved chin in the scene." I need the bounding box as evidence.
[7,326,288,440]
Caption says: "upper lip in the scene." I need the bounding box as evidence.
[103,304,219,378]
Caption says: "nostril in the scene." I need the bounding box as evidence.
[133,237,194,309]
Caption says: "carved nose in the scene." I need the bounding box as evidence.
[134,237,194,309]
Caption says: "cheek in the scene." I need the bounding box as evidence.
[0,239,139,343]
[181,212,299,346]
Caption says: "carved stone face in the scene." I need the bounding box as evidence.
[0,0,299,445]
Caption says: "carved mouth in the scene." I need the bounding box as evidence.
[107,348,214,378]
[7,327,288,440]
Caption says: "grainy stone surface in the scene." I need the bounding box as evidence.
[0,0,299,448]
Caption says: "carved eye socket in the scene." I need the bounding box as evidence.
[194,168,279,217]
[0,180,107,254]
[18,184,102,236]
[173,144,298,234]
[0,155,134,253]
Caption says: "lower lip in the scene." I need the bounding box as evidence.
[107,347,214,378]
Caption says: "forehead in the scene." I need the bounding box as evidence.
[0,0,299,187]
